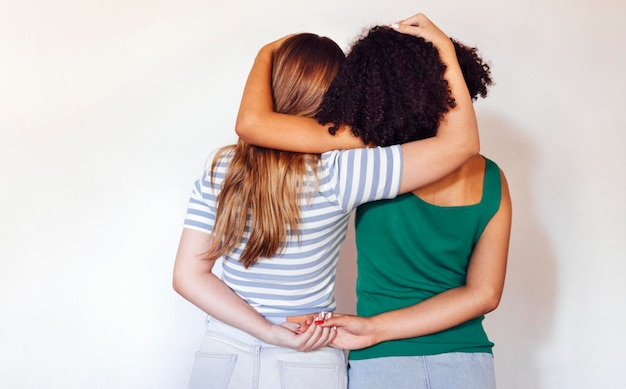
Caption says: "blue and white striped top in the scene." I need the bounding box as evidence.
[184,145,403,317]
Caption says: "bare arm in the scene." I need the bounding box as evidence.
[395,13,479,192]
[322,170,512,349]
[235,14,479,194]
[234,37,364,152]
[172,228,335,351]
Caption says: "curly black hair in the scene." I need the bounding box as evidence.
[316,26,493,146]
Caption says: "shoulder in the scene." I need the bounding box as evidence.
[196,146,235,189]
[205,146,235,167]
[321,145,402,162]
[480,155,511,208]
[479,156,506,182]
[318,146,402,183]
[200,146,236,181]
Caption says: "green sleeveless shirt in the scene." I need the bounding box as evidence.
[350,157,502,360]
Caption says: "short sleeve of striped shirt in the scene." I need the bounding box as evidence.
[319,144,403,213]
[182,144,403,234]
[182,151,229,234]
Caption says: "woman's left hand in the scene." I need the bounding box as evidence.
[320,314,378,350]
[263,320,337,352]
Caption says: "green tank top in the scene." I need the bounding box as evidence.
[350,157,501,360]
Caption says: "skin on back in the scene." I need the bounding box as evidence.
[412,155,486,207]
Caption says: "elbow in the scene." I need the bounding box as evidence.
[463,125,480,159]
[234,111,259,142]
[455,117,480,160]
[480,290,502,314]
[446,125,480,166]
[172,268,186,297]
[470,135,480,156]
[469,283,502,315]
[483,297,500,315]
[172,275,182,296]
[455,133,480,167]
[470,120,481,155]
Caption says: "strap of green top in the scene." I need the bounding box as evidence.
[475,157,502,241]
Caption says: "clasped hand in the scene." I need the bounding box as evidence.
[319,313,379,350]
[263,320,337,352]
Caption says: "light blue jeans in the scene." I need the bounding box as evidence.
[189,317,347,389]
[348,353,496,389]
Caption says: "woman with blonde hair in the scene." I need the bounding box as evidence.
[174,13,480,389]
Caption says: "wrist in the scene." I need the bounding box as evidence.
[254,321,276,343]
[367,315,385,346]
[235,315,272,342]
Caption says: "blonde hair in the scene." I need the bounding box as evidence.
[208,34,344,268]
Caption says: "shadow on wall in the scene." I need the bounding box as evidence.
[479,112,558,389]
[335,213,358,315]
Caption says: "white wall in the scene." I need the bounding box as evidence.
[1,1,624,388]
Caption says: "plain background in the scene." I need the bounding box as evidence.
[1,0,624,388]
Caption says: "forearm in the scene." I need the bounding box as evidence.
[172,228,274,340]
[235,39,364,152]
[173,266,273,340]
[369,285,497,344]
[175,259,346,352]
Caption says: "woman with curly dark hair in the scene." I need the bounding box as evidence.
[236,13,509,389]
[317,22,511,389]
[317,25,492,148]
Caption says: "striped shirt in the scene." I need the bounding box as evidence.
[184,145,403,316]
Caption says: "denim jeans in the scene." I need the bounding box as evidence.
[189,317,347,389]
[348,353,496,389]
